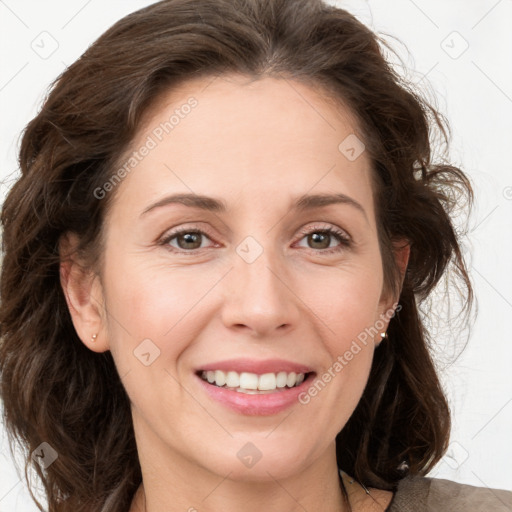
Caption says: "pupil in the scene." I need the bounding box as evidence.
[310,232,329,249]
[179,233,200,249]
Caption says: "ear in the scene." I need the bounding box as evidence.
[378,238,410,319]
[394,238,410,291]
[59,232,109,353]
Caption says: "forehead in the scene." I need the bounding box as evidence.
[109,73,375,222]
[138,73,363,151]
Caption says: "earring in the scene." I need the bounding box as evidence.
[91,333,98,342]
[380,331,387,339]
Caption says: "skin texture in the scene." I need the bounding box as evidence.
[60,74,409,512]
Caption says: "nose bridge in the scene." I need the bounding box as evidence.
[221,233,299,334]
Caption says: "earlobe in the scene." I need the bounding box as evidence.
[59,232,108,353]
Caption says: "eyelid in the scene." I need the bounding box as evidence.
[295,222,351,241]
[158,221,352,254]
[293,222,352,254]
[158,223,219,250]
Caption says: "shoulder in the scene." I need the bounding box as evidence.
[387,475,512,512]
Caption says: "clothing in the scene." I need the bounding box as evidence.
[386,474,512,511]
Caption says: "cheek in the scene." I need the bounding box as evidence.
[104,261,222,349]
[301,262,383,343]
[298,264,382,394]
[100,253,244,413]
[100,262,223,421]
[320,284,378,385]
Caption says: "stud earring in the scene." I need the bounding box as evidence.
[91,333,98,342]
[380,331,387,339]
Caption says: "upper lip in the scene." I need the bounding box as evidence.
[196,358,315,375]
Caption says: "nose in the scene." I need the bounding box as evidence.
[220,243,301,337]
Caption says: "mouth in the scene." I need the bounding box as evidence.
[193,358,317,415]
[195,369,316,394]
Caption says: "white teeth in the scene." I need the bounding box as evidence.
[276,371,288,388]
[225,371,239,388]
[286,372,297,387]
[258,373,276,391]
[239,372,259,389]
[214,370,225,386]
[200,370,308,391]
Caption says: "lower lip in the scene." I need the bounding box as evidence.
[195,373,315,416]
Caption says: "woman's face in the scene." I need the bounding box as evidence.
[68,74,405,482]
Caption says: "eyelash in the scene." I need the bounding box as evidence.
[159,224,352,255]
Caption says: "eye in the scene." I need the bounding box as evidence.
[158,223,352,255]
[295,224,351,254]
[159,227,217,252]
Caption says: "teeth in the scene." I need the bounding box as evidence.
[240,372,259,389]
[258,373,276,390]
[276,371,288,388]
[214,370,225,386]
[201,370,307,391]
[225,371,239,388]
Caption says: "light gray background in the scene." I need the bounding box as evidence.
[1,0,511,510]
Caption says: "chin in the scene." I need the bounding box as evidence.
[202,443,313,482]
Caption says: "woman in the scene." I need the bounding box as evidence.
[0,0,510,511]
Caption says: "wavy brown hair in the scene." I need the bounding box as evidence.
[0,0,473,510]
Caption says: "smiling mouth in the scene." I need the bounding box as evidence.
[196,370,315,394]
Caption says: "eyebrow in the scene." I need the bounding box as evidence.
[140,192,368,222]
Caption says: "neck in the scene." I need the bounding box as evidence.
[130,444,349,512]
